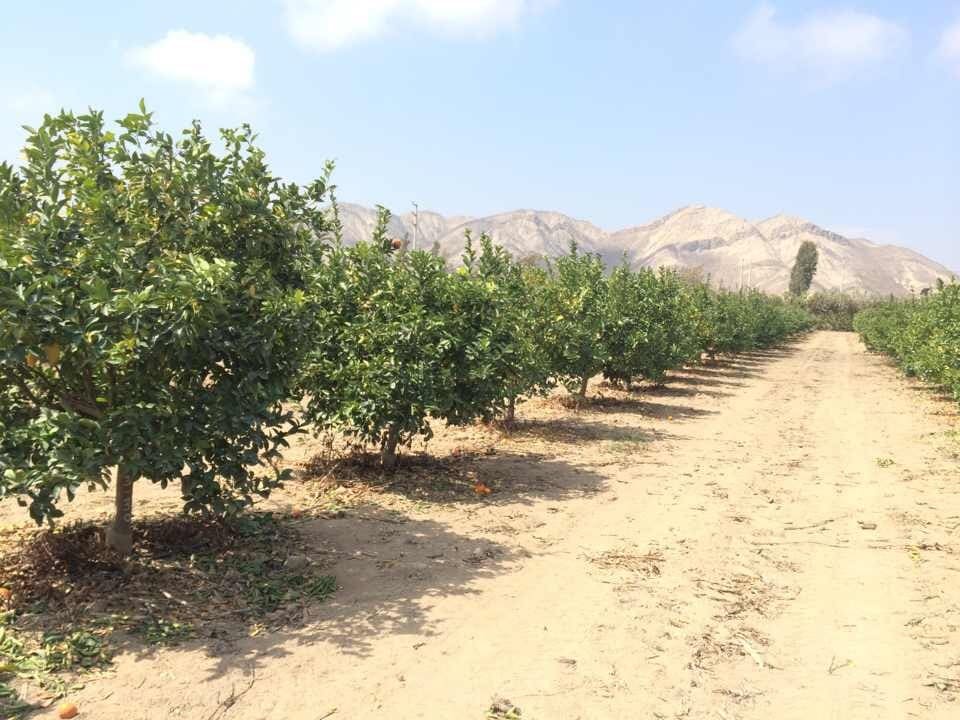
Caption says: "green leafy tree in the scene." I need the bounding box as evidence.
[602,266,704,386]
[789,240,819,296]
[694,287,813,356]
[600,263,647,386]
[540,243,608,398]
[0,106,332,552]
[641,268,703,382]
[855,284,960,400]
[301,211,448,469]
[463,233,552,423]
[702,290,753,355]
[301,217,543,467]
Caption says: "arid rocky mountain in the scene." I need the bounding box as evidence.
[337,203,954,296]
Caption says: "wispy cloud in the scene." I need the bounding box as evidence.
[128,30,255,105]
[2,89,58,163]
[283,0,552,52]
[6,89,57,116]
[733,4,907,80]
[937,19,960,78]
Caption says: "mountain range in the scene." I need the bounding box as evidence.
[337,203,954,296]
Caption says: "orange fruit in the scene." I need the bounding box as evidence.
[44,343,61,366]
[57,703,79,719]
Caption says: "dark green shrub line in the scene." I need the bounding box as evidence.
[804,292,878,331]
[854,284,960,399]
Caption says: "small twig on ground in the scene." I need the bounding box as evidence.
[203,674,257,720]
[784,517,842,531]
[349,513,409,525]
[828,656,852,675]
[750,540,850,549]
[924,675,960,692]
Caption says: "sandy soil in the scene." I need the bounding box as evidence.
[7,331,960,719]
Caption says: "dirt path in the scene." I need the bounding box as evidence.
[22,332,960,718]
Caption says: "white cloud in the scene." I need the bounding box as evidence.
[6,89,56,116]
[413,0,535,32]
[938,19,960,78]
[283,0,549,51]
[128,30,255,103]
[733,4,907,77]
[2,90,58,163]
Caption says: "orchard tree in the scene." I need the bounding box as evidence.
[789,240,819,296]
[541,243,608,398]
[301,215,534,468]
[692,287,812,357]
[602,267,703,386]
[687,281,719,359]
[600,263,650,386]
[463,233,552,423]
[301,211,444,469]
[639,269,702,383]
[301,222,554,467]
[0,106,333,553]
[704,290,754,355]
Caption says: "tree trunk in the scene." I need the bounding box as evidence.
[577,375,589,399]
[106,464,135,555]
[380,425,400,470]
[504,396,516,424]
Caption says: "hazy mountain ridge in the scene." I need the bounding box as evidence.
[336,203,954,296]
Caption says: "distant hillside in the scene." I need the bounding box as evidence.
[337,203,954,296]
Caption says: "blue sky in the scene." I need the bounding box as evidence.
[2,1,958,267]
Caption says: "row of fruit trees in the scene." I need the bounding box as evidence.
[0,107,813,552]
[854,282,960,399]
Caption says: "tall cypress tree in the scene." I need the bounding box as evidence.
[789,241,819,296]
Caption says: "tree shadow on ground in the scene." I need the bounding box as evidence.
[728,343,804,363]
[862,354,959,416]
[4,453,602,699]
[635,383,732,400]
[585,395,718,420]
[160,452,606,671]
[680,364,766,380]
[666,373,746,389]
[216,505,527,664]
[504,417,677,445]
[308,450,613,509]
[905,381,959,407]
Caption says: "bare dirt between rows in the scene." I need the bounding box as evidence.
[5,331,960,719]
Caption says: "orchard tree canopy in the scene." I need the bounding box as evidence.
[540,242,608,398]
[299,219,548,469]
[0,105,334,552]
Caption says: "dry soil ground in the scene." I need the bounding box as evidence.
[5,331,960,719]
